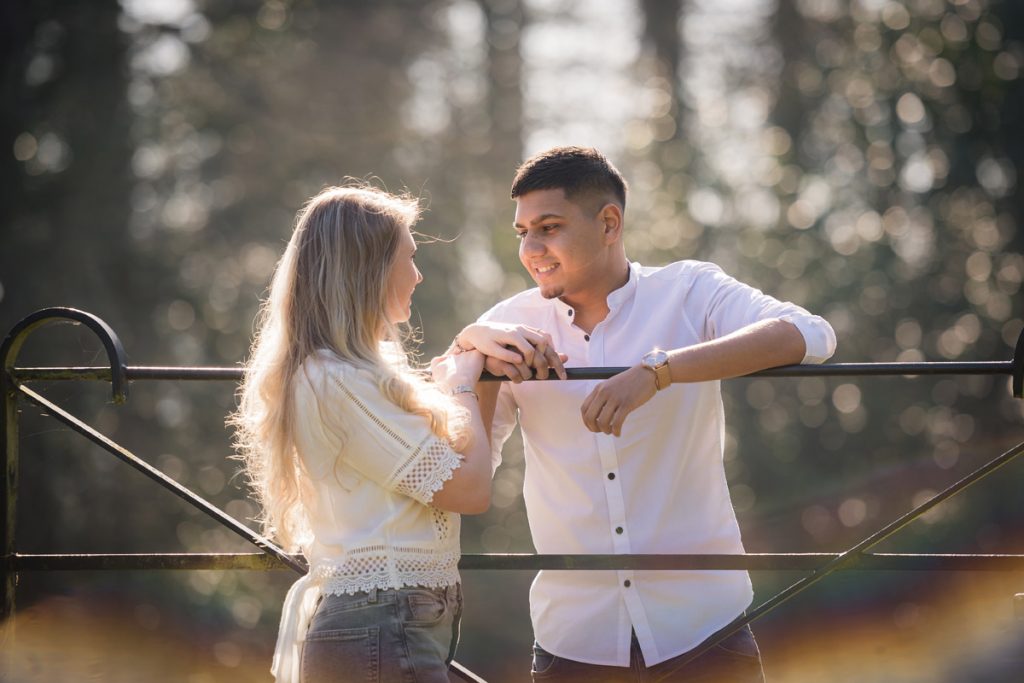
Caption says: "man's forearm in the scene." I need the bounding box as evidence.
[666,318,806,384]
[476,380,501,445]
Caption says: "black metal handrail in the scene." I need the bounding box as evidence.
[8,359,1020,384]
[11,551,1024,572]
[4,307,1024,683]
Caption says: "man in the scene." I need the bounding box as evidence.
[468,147,836,682]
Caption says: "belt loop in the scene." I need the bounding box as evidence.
[368,587,378,603]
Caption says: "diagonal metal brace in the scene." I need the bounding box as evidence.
[653,437,1024,682]
[17,384,305,574]
[16,384,484,681]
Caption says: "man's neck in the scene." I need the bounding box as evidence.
[561,260,630,334]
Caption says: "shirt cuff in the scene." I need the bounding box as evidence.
[779,313,837,365]
[390,434,464,505]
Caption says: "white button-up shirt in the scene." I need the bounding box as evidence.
[479,260,836,667]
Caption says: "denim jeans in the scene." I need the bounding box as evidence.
[531,623,765,683]
[301,584,463,683]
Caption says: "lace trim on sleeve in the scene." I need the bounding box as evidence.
[390,435,463,505]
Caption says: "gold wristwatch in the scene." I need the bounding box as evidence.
[641,349,671,391]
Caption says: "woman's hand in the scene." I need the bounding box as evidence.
[456,323,567,382]
[432,348,485,390]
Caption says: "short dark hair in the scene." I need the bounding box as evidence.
[511,146,627,212]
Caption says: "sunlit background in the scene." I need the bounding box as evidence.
[2,0,1023,681]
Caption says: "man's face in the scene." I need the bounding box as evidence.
[514,188,608,301]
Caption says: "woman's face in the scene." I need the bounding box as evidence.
[384,224,422,324]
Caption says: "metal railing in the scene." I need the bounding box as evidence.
[3,307,1024,682]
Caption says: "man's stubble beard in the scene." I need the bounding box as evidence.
[539,284,564,300]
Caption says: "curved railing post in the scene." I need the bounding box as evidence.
[1,308,130,644]
[2,307,129,404]
[0,334,16,648]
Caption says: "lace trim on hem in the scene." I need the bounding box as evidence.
[312,549,461,596]
[319,570,461,597]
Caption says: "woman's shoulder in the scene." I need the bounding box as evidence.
[298,350,382,402]
[302,349,365,377]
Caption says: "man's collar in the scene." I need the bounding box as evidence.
[605,262,639,312]
[550,262,639,320]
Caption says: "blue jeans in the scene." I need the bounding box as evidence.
[301,584,463,683]
[531,623,765,683]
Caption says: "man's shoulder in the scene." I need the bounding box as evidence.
[635,259,726,287]
[478,287,548,322]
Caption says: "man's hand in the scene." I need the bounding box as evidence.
[580,365,658,436]
[458,322,567,383]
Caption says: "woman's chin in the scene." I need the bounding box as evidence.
[386,307,413,325]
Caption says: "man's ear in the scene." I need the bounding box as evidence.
[599,203,624,244]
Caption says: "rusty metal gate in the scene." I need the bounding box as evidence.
[3,307,1024,681]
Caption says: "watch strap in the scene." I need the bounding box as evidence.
[652,361,671,391]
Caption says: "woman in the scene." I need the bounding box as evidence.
[230,185,559,682]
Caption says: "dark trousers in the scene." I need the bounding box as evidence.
[531,623,765,683]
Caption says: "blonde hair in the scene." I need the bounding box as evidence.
[230,184,466,551]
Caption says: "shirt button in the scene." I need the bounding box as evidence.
[607,472,616,480]
[584,334,590,342]
[568,309,573,317]
[623,580,631,588]
[615,526,623,535]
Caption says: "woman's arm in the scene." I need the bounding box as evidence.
[429,349,495,514]
[424,323,567,513]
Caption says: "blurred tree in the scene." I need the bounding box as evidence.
[640,0,683,137]
[772,0,808,143]
[0,0,189,561]
[728,0,1024,558]
[0,0,138,335]
[994,0,1024,253]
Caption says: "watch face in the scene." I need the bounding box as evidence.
[643,349,668,367]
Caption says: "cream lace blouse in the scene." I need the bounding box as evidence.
[272,350,464,682]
